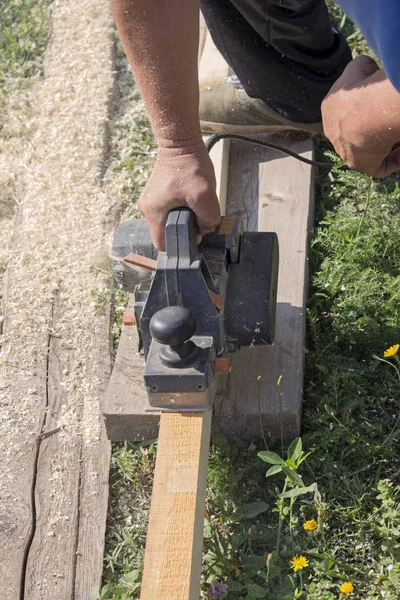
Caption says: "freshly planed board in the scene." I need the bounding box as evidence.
[199,14,231,214]
[0,0,115,597]
[140,411,212,600]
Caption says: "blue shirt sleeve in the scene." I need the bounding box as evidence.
[337,0,400,91]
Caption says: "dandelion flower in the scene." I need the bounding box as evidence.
[290,555,309,572]
[303,519,318,531]
[340,581,354,595]
[384,344,399,358]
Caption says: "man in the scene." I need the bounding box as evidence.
[111,0,400,250]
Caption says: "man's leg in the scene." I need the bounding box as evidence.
[200,0,351,123]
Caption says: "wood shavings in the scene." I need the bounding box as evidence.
[0,0,116,595]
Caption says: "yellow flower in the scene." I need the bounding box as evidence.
[384,344,400,358]
[303,519,318,531]
[290,555,309,572]
[340,581,354,595]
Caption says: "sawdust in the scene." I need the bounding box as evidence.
[0,0,118,594]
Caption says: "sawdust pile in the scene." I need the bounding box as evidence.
[0,0,118,594]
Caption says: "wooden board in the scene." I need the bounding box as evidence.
[140,411,212,600]
[104,303,160,442]
[0,0,115,597]
[213,135,315,440]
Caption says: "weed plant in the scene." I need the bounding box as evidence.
[0,0,52,90]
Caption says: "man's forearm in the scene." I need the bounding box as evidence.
[111,0,201,146]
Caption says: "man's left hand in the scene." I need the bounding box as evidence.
[322,55,400,178]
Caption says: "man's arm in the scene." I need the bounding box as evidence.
[322,55,400,177]
[111,0,220,249]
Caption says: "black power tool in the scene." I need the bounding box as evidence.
[112,208,279,411]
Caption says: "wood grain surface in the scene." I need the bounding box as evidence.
[140,411,212,600]
[213,135,315,440]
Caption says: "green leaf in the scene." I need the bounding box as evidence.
[123,569,141,583]
[233,501,269,520]
[285,459,297,469]
[315,363,329,375]
[228,580,245,591]
[90,585,101,600]
[265,465,283,477]
[287,438,302,462]
[281,465,305,487]
[246,583,268,598]
[258,451,284,465]
[280,483,317,499]
[212,432,229,448]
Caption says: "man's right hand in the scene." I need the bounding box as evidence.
[138,140,221,251]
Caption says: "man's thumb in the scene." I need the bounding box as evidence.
[340,54,380,89]
[374,146,400,178]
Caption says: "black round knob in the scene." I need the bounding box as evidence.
[150,306,196,347]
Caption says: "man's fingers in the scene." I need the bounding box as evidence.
[144,195,221,252]
[191,191,221,233]
[146,212,168,251]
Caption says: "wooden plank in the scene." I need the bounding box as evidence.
[213,134,315,440]
[0,0,115,596]
[207,137,230,216]
[140,411,212,600]
[104,318,160,442]
[105,28,315,442]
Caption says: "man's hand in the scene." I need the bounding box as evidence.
[138,140,220,250]
[322,55,400,177]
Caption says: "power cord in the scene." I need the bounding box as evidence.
[204,132,332,169]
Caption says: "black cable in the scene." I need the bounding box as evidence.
[204,132,331,169]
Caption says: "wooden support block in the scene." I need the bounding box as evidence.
[140,411,212,600]
[104,320,160,441]
[122,311,136,326]
[213,135,315,440]
[198,24,230,88]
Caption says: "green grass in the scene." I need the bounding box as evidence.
[0,0,52,90]
[101,4,400,600]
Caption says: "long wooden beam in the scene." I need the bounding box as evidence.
[140,411,212,600]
